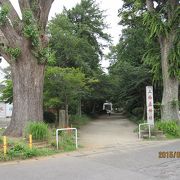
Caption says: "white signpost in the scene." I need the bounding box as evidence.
[139,86,154,139]
[146,86,154,125]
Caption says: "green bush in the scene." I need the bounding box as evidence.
[5,144,53,160]
[23,148,39,158]
[69,115,89,128]
[25,122,49,141]
[155,121,180,137]
[3,143,55,161]
[8,143,26,158]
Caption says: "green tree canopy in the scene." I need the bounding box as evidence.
[49,0,111,75]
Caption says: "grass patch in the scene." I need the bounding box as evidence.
[0,142,58,161]
[0,127,78,162]
[0,121,79,162]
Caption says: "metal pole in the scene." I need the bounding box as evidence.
[56,129,59,150]
[3,136,7,155]
[56,128,78,150]
[29,134,32,149]
[75,129,78,149]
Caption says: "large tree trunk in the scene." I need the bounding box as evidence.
[55,109,59,128]
[160,36,179,122]
[4,47,45,137]
[0,0,54,137]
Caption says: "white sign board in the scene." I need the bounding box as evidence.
[146,86,154,125]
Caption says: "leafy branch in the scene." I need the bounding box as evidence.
[0,4,10,26]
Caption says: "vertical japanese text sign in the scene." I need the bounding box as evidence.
[146,86,154,125]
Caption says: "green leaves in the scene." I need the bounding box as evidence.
[22,9,54,64]
[32,47,56,65]
[143,47,162,82]
[0,79,13,103]
[22,10,39,47]
[155,121,180,137]
[49,0,110,75]
[22,10,34,24]
[0,4,10,26]
[25,122,49,141]
[44,67,86,110]
[4,47,21,60]
[143,12,170,39]
[168,31,180,79]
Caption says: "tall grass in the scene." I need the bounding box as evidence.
[25,122,49,141]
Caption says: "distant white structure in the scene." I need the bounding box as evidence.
[0,67,5,84]
[103,102,113,115]
[0,67,6,98]
[103,102,112,111]
[0,67,12,118]
[0,102,13,117]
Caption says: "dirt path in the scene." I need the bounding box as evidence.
[79,113,138,148]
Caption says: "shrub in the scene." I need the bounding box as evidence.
[8,143,26,158]
[25,122,49,141]
[155,121,180,137]
[23,148,39,158]
[69,115,89,129]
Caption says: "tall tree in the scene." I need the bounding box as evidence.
[49,0,110,75]
[119,0,180,122]
[108,39,153,120]
[44,67,86,126]
[0,0,54,136]
[49,0,111,114]
[143,0,180,121]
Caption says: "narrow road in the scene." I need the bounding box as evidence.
[79,113,138,148]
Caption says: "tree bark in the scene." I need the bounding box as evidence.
[4,45,45,137]
[55,109,59,128]
[145,0,179,122]
[77,98,82,117]
[64,95,69,126]
[160,36,180,121]
[0,0,54,137]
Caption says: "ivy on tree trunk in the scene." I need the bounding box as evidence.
[145,0,180,122]
[0,0,54,136]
